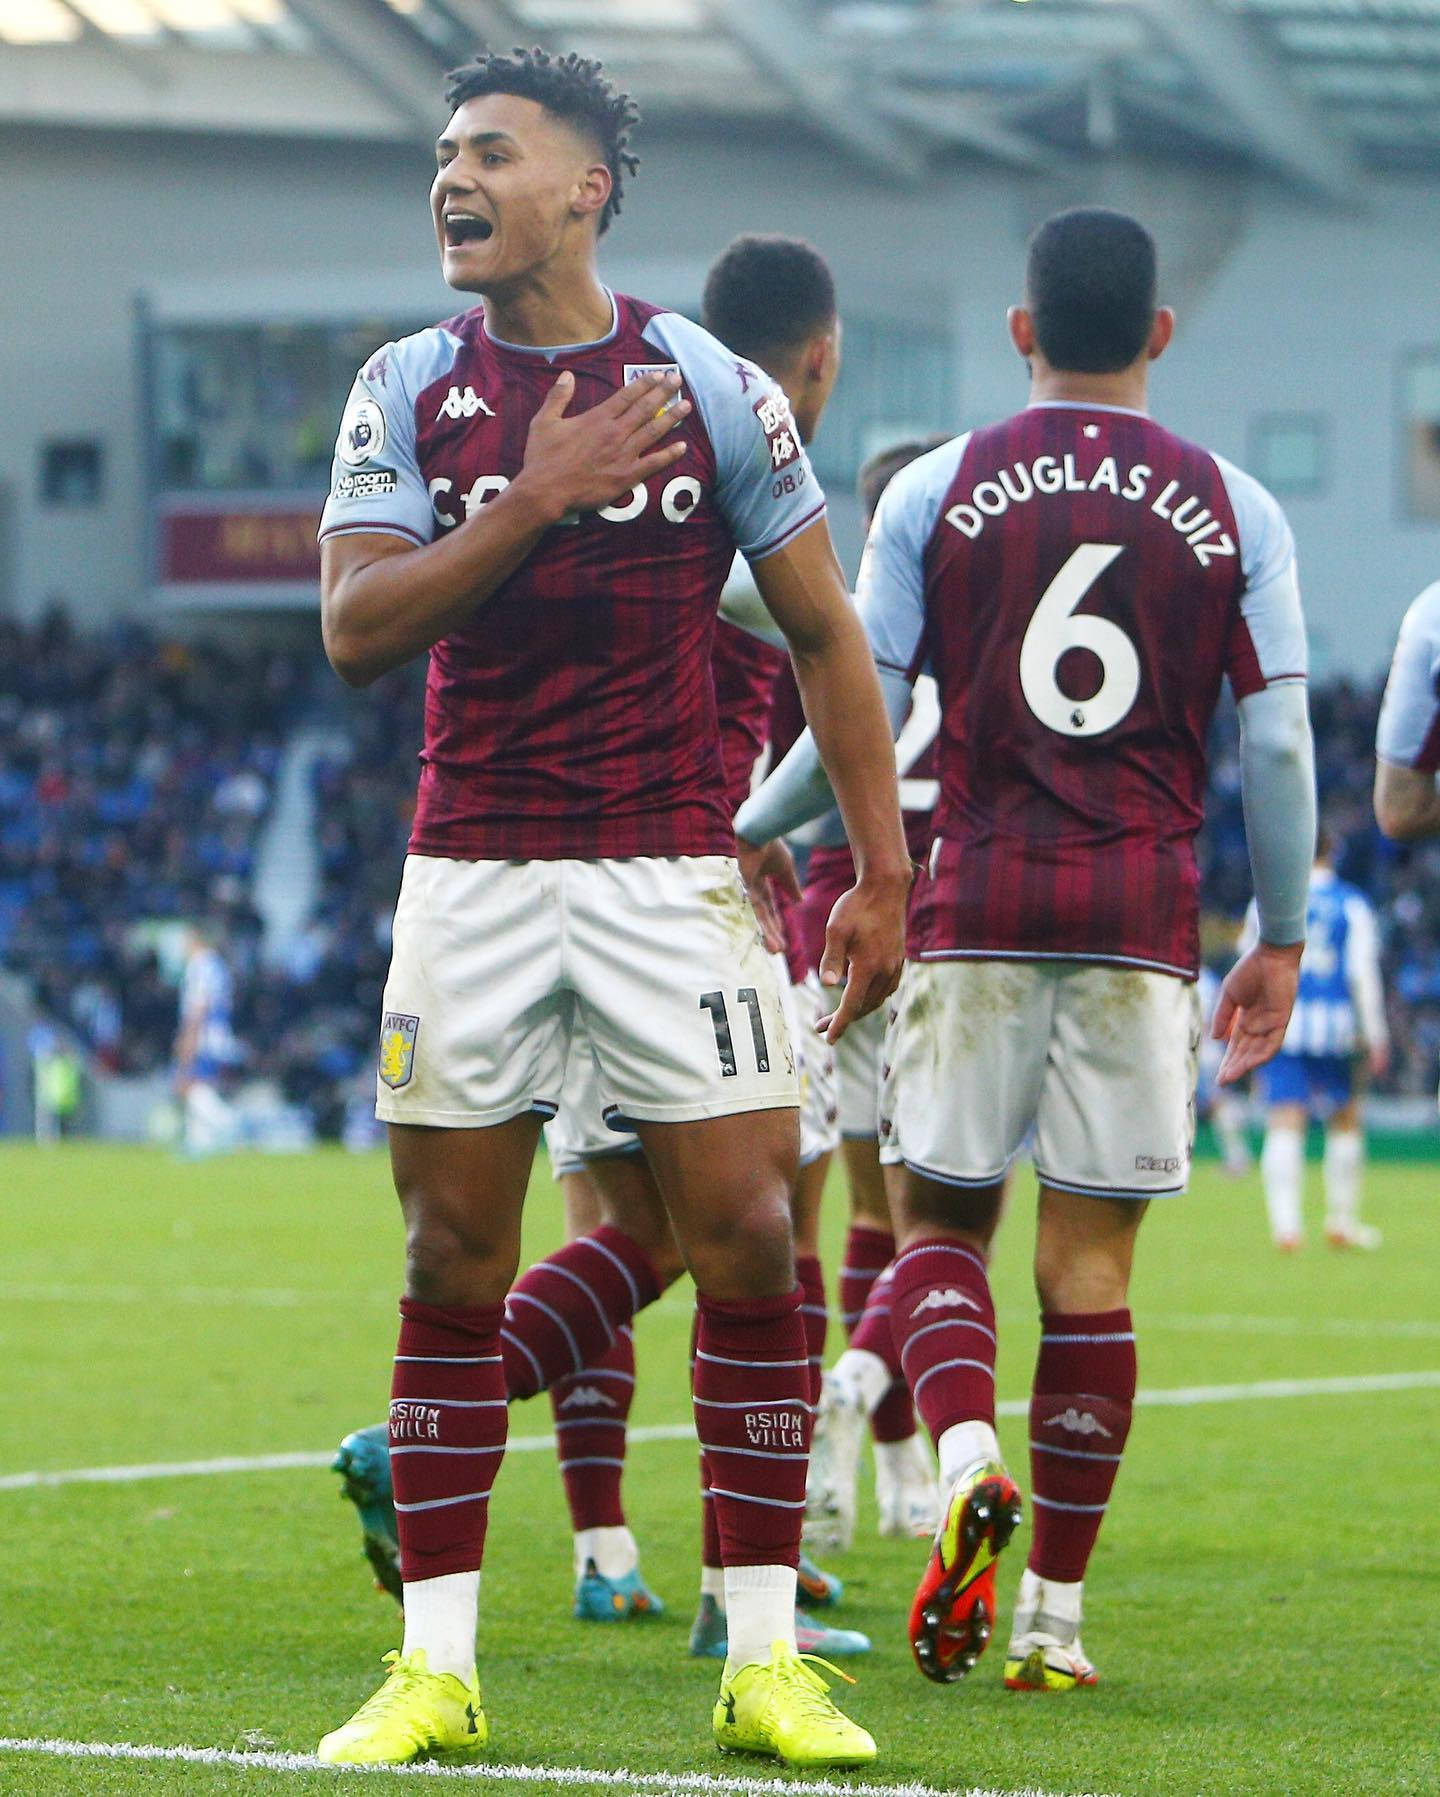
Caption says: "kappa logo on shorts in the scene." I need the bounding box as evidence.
[909,1286,983,1319]
[379,1012,420,1089]
[1135,1154,1182,1174]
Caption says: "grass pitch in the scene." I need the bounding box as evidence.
[0,1141,1435,1796]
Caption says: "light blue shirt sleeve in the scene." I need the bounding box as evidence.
[1376,581,1440,769]
[1213,454,1308,686]
[318,329,459,548]
[856,434,971,677]
[643,313,826,560]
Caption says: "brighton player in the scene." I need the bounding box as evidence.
[1247,829,1388,1251]
[172,923,243,1157]
[786,441,951,1554]
[736,207,1316,1692]
[314,50,907,1769]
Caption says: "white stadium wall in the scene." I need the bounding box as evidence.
[0,120,1436,676]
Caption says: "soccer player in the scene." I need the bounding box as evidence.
[1196,959,1255,1178]
[789,441,952,1555]
[735,207,1316,1693]
[331,236,863,1658]
[1248,829,1388,1251]
[313,49,908,1769]
[172,923,242,1157]
[1376,577,1440,845]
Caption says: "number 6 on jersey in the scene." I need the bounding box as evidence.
[1019,542,1139,738]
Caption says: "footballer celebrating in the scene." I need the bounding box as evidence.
[737,208,1316,1692]
[314,48,907,1770]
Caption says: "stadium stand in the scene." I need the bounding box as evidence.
[3,610,1434,1132]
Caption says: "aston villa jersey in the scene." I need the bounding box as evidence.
[319,291,824,861]
[859,403,1308,978]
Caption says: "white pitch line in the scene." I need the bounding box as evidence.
[2,1370,1436,1497]
[0,1737,1109,1797]
[0,1426,696,1494]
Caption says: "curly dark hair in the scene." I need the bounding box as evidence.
[443,47,640,235]
[701,234,835,366]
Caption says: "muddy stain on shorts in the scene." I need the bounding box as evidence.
[949,961,1030,1056]
[700,876,763,961]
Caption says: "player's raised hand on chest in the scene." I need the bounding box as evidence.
[515,368,690,522]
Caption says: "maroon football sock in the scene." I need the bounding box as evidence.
[502,1226,659,1401]
[1028,1309,1136,1584]
[693,1288,810,1567]
[847,1259,916,1442]
[839,1224,893,1334]
[889,1237,997,1442]
[550,1323,635,1534]
[849,1262,904,1380]
[390,1296,507,1582]
[691,1306,724,1573]
[795,1253,828,1405]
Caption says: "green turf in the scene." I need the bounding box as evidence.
[1,1143,1435,1796]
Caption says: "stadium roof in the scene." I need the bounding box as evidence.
[5,0,1440,198]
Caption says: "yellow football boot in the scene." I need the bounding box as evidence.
[713,1642,877,1769]
[317,1649,487,1765]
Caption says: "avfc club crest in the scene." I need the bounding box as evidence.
[379,1012,419,1090]
[338,395,387,468]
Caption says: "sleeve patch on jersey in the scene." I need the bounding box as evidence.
[754,391,802,472]
[337,395,387,467]
[332,466,398,501]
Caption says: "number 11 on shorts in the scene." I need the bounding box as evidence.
[700,988,770,1077]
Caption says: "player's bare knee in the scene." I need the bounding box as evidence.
[685,1188,795,1299]
[401,1206,519,1307]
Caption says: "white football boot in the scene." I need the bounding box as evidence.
[874,1432,941,1539]
[802,1371,866,1554]
[1003,1568,1099,1691]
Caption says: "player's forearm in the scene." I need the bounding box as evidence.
[321,479,559,686]
[1238,683,1317,944]
[789,615,910,885]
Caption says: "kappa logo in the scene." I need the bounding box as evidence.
[909,1287,983,1319]
[437,385,495,421]
[378,1011,419,1090]
[558,1384,619,1411]
[1043,1407,1113,1438]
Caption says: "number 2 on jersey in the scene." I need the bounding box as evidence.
[700,988,770,1078]
[1019,542,1140,738]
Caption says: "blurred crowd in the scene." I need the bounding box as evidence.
[0,609,301,1077]
[4,611,1440,1137]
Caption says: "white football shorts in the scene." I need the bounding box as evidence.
[545,956,834,1178]
[543,1025,640,1181]
[834,1003,885,1140]
[377,854,798,1131]
[781,966,840,1168]
[879,959,1201,1199]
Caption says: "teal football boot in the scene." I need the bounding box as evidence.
[333,1423,401,1603]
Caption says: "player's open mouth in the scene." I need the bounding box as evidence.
[444,213,494,247]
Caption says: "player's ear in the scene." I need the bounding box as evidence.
[1147,307,1175,361]
[804,329,834,384]
[1008,305,1035,359]
[571,160,612,227]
